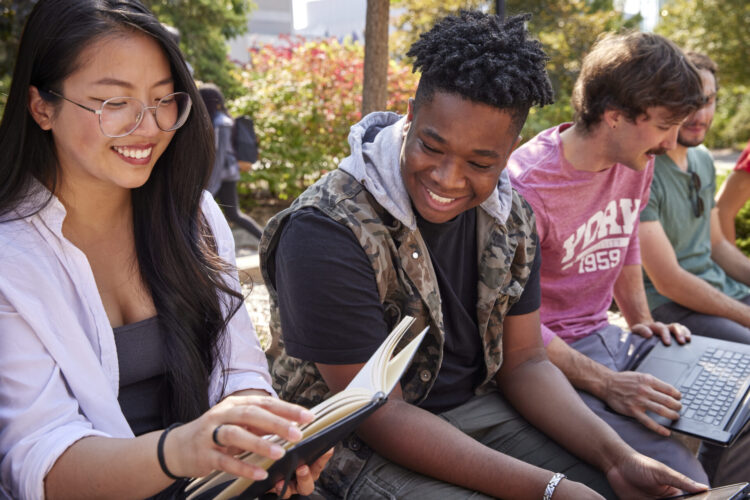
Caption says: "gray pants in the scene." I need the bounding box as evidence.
[570,325,709,484]
[652,295,750,345]
[346,391,615,499]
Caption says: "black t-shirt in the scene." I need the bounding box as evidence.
[271,206,541,414]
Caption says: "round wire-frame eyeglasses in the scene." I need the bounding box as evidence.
[44,89,192,138]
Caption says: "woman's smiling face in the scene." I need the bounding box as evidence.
[32,31,177,194]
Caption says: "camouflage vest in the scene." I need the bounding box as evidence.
[259,169,537,498]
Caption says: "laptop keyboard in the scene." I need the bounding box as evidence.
[679,347,750,425]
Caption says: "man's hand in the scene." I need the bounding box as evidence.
[630,321,691,345]
[603,370,682,436]
[605,450,707,499]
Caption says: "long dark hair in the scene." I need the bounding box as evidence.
[0,0,240,423]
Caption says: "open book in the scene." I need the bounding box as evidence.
[184,316,427,500]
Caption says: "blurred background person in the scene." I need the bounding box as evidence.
[200,83,263,240]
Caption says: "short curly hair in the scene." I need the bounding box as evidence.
[407,11,554,135]
[572,31,704,132]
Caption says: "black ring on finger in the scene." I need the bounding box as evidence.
[212,424,226,447]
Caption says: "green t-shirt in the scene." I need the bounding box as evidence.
[640,147,750,310]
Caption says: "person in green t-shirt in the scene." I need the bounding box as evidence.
[639,52,750,345]
[638,52,750,485]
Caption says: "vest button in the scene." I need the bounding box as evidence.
[412,251,419,259]
[419,370,432,382]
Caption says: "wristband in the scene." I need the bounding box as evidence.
[543,472,566,500]
[157,422,184,481]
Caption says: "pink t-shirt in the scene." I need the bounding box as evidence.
[507,124,653,345]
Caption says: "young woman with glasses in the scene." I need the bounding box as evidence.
[0,0,330,498]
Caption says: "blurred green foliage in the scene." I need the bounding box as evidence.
[735,203,750,256]
[4,0,749,209]
[657,0,750,149]
[390,0,639,142]
[732,165,750,255]
[0,1,38,115]
[657,0,749,88]
[716,171,750,257]
[144,0,255,99]
[728,176,750,256]
[230,37,418,202]
[0,0,254,117]
[704,84,750,150]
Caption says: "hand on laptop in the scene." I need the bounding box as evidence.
[603,370,682,436]
[605,449,707,499]
[631,321,691,346]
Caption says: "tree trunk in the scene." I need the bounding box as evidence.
[362,0,389,116]
[496,0,505,20]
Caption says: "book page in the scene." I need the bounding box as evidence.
[381,327,428,394]
[346,316,416,392]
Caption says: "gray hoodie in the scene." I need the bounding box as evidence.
[338,111,514,230]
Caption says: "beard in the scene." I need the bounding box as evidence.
[677,119,711,148]
[678,133,704,148]
[646,148,668,156]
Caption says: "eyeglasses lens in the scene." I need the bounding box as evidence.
[99,92,191,137]
[156,93,191,131]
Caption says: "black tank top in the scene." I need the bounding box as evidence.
[113,316,166,435]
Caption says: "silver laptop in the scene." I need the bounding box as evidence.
[631,335,750,445]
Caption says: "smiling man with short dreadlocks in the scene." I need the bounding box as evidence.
[259,11,707,499]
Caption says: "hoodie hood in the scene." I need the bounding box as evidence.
[339,111,514,230]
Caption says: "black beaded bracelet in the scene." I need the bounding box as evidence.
[157,422,184,481]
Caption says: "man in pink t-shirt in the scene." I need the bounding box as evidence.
[509,31,708,481]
